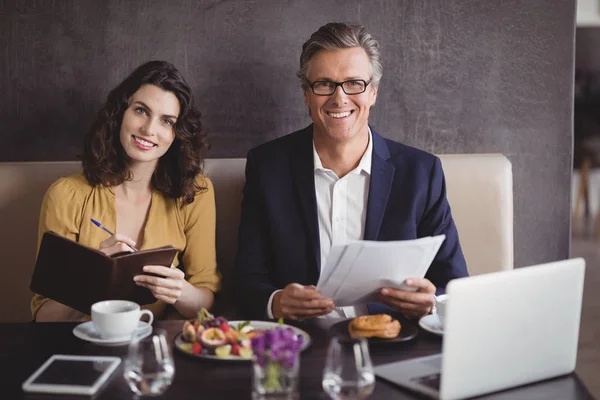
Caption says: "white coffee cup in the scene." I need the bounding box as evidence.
[91,300,153,339]
[435,294,449,329]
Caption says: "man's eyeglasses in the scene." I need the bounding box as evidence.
[308,79,371,96]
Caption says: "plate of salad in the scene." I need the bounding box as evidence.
[174,309,311,361]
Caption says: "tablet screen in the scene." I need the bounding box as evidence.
[23,355,121,395]
[31,359,114,386]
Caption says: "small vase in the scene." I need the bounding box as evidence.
[252,355,299,399]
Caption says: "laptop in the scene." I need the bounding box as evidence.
[374,258,585,400]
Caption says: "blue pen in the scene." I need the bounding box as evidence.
[90,218,137,252]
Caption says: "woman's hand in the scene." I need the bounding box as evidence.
[133,265,185,304]
[98,233,137,256]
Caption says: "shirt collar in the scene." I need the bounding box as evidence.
[313,127,373,175]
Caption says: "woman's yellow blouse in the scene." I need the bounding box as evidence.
[31,172,221,319]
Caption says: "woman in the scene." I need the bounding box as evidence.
[32,61,220,321]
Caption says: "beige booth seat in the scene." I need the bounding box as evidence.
[0,155,513,322]
[440,155,514,275]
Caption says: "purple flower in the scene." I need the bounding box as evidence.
[252,327,302,366]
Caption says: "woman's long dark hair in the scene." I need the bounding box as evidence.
[82,61,209,206]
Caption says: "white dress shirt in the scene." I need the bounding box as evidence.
[266,129,373,319]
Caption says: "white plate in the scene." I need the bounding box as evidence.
[419,314,444,336]
[73,321,153,346]
[175,320,311,361]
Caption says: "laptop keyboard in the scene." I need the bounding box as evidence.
[411,373,441,390]
[409,356,443,390]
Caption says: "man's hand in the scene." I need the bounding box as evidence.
[378,278,436,319]
[272,283,335,320]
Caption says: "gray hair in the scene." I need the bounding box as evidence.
[297,22,383,90]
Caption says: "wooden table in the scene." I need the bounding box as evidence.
[0,320,594,399]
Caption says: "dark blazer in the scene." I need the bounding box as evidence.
[233,125,468,319]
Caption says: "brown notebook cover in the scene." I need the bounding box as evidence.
[30,231,178,314]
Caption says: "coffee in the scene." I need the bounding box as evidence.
[112,306,135,313]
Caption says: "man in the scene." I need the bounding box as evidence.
[234,22,468,321]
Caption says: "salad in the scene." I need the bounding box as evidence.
[178,308,271,359]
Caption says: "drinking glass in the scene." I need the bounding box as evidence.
[322,337,375,400]
[124,328,175,396]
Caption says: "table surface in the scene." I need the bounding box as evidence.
[0,319,593,400]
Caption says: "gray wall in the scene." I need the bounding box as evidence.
[1,0,576,268]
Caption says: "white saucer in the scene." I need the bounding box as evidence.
[419,314,444,336]
[73,321,153,346]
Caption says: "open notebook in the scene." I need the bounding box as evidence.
[30,231,178,314]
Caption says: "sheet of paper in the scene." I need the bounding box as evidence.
[316,235,446,307]
[316,245,344,290]
[316,244,362,302]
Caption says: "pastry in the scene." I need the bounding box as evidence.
[348,314,401,339]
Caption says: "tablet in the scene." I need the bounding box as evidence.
[22,354,121,395]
